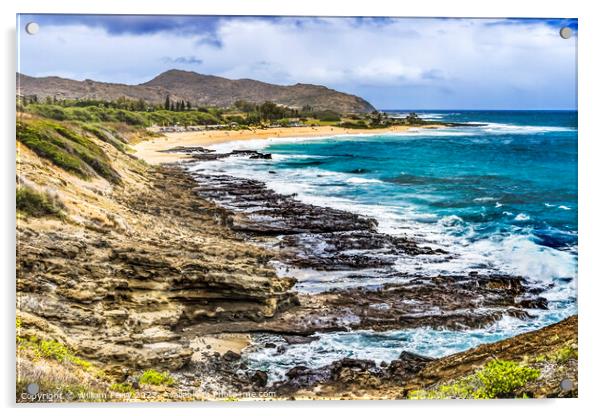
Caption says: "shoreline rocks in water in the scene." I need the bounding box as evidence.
[182,272,549,336]
[161,145,273,160]
[174,157,572,398]
[182,315,577,399]
[275,315,577,399]
[182,167,551,336]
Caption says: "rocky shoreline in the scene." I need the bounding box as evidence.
[164,149,572,398]
[16,136,577,401]
[183,151,550,336]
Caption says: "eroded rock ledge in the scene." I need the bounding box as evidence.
[17,166,297,373]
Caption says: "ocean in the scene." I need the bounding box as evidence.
[188,110,578,381]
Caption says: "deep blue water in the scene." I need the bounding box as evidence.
[268,110,577,253]
[190,110,578,380]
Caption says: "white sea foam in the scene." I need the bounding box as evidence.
[188,130,576,377]
[345,177,383,184]
[244,302,576,384]
[189,150,576,287]
[479,122,575,135]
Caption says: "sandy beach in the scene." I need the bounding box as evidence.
[133,124,442,164]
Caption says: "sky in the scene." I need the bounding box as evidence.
[17,15,578,110]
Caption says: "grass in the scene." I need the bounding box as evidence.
[16,332,112,403]
[535,344,578,364]
[17,335,92,370]
[139,369,175,386]
[25,103,222,127]
[17,118,121,184]
[79,123,128,153]
[109,383,135,394]
[16,186,65,218]
[408,359,541,399]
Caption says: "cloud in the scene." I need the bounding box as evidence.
[17,15,577,109]
[20,14,223,36]
[162,56,203,65]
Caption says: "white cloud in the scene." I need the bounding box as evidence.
[18,17,577,109]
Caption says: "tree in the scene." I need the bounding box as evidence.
[164,95,171,111]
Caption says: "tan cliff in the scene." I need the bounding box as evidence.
[16,116,297,379]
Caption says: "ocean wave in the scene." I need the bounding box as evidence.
[345,177,383,184]
[244,305,576,384]
[189,155,576,286]
[479,122,576,135]
[514,213,531,221]
[188,147,577,383]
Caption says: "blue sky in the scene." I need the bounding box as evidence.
[17,15,577,110]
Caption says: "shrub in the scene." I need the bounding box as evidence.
[536,344,578,364]
[314,110,341,122]
[27,104,68,121]
[339,121,368,129]
[475,359,540,398]
[139,369,175,386]
[553,345,578,363]
[18,336,91,370]
[16,186,65,218]
[409,359,540,399]
[110,383,135,394]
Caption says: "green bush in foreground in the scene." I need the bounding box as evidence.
[139,369,175,386]
[16,186,65,218]
[409,359,541,399]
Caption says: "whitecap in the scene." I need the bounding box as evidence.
[345,177,383,184]
[473,197,496,202]
[514,213,530,221]
[479,122,575,135]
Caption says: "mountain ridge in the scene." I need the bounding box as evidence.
[17,69,376,113]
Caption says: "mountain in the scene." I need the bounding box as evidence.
[17,69,376,113]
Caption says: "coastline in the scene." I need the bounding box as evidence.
[16,114,578,401]
[133,124,443,164]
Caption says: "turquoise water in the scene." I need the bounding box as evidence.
[269,111,577,251]
[190,110,577,380]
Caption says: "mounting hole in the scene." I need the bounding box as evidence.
[559,27,572,39]
[27,383,40,395]
[25,22,39,35]
[560,378,574,391]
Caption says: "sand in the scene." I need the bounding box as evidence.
[133,124,442,164]
[190,333,252,357]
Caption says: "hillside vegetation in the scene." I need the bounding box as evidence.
[18,97,429,131]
